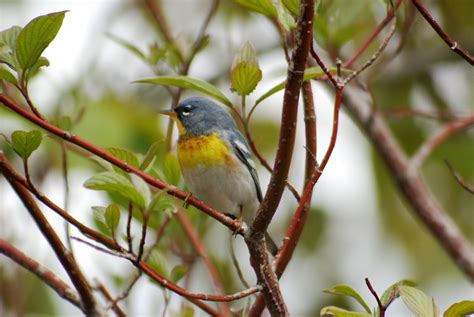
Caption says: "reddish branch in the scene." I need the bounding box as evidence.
[344,0,403,68]
[0,152,258,315]
[445,160,474,195]
[411,114,474,169]
[344,86,474,280]
[0,160,100,316]
[245,1,314,315]
[0,94,242,234]
[0,153,119,251]
[0,239,81,308]
[176,209,232,317]
[411,0,474,65]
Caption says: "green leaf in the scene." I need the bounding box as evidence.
[444,300,474,317]
[320,306,372,317]
[91,206,109,234]
[282,0,300,16]
[170,265,188,283]
[106,33,147,62]
[25,56,49,79]
[140,140,162,170]
[130,174,151,207]
[84,171,146,208]
[105,203,121,232]
[105,147,140,169]
[0,67,18,85]
[274,0,296,30]
[11,130,42,160]
[399,285,438,317]
[148,250,168,277]
[163,153,181,186]
[234,0,278,17]
[16,11,67,71]
[323,285,371,313]
[255,66,339,105]
[136,76,232,108]
[230,41,262,96]
[0,26,21,70]
[53,115,72,131]
[380,279,417,307]
[149,191,176,215]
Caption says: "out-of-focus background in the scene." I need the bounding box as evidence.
[1,0,473,316]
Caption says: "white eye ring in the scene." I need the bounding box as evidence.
[182,110,190,116]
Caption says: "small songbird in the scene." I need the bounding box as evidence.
[161,97,277,255]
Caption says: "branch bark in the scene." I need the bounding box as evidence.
[0,156,102,316]
[0,239,82,309]
[411,0,474,65]
[343,86,474,280]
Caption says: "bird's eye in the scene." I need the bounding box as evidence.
[181,106,191,116]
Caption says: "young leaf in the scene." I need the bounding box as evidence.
[105,203,121,232]
[130,174,151,207]
[162,153,181,186]
[230,41,262,96]
[140,140,162,170]
[282,0,300,16]
[0,67,18,85]
[323,285,371,313]
[170,265,188,283]
[149,191,176,216]
[91,206,108,234]
[274,0,296,31]
[136,75,233,108]
[380,279,417,307]
[255,66,338,105]
[84,171,146,208]
[320,306,372,317]
[0,26,21,70]
[444,300,474,317]
[234,0,278,17]
[106,33,147,62]
[399,285,439,317]
[16,11,67,71]
[105,147,140,168]
[11,130,42,160]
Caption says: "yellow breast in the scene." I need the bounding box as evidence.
[177,133,236,169]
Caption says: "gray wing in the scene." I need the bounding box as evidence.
[229,132,263,202]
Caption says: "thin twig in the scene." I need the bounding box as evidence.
[411,114,474,169]
[445,160,474,194]
[127,201,134,253]
[96,282,126,317]
[365,278,385,317]
[0,239,82,308]
[0,94,243,233]
[342,0,398,85]
[176,209,232,316]
[343,86,474,280]
[343,0,403,68]
[0,160,100,315]
[411,0,474,65]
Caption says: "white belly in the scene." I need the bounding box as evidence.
[182,163,259,223]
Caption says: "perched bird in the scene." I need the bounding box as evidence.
[161,97,277,255]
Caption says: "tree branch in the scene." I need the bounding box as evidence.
[245,1,314,315]
[411,114,474,169]
[344,86,474,280]
[411,0,474,65]
[0,94,242,234]
[0,161,101,316]
[0,239,82,309]
[176,209,232,317]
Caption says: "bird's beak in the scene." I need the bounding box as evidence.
[159,109,177,118]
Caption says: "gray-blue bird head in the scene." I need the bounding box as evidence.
[161,97,237,137]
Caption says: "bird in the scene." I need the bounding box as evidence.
[161,97,278,255]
